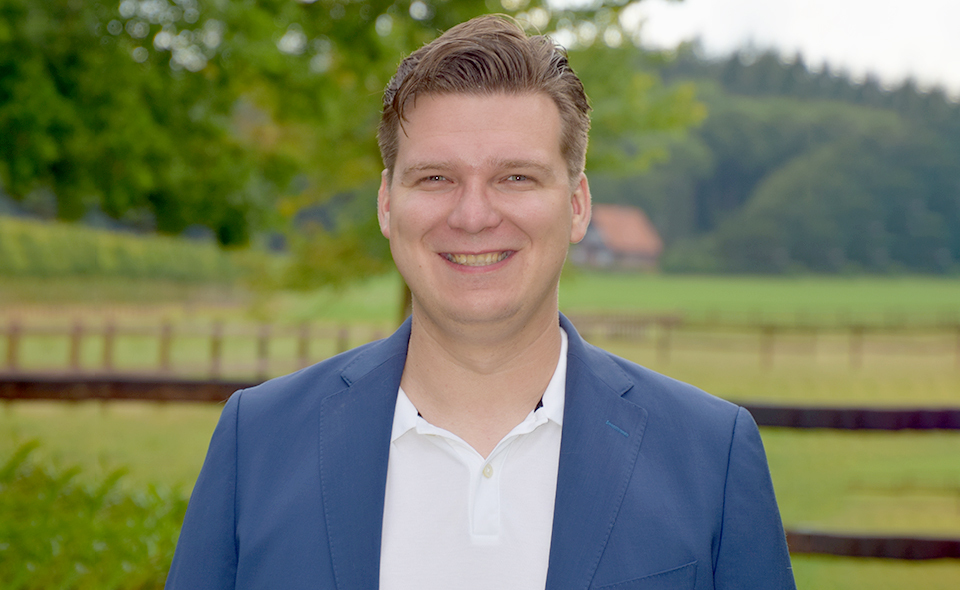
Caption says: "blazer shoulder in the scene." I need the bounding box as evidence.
[570,334,741,431]
[231,322,410,416]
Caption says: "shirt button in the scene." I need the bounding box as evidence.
[482,464,494,478]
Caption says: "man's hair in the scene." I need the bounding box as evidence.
[378,15,591,182]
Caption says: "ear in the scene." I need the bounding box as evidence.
[569,173,591,244]
[377,170,391,239]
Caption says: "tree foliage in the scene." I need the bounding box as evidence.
[1,0,703,290]
[596,47,960,274]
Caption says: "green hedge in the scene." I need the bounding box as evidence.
[0,217,262,282]
[0,442,186,590]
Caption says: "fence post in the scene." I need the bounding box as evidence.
[337,326,349,354]
[849,325,864,370]
[102,320,116,372]
[257,324,270,380]
[955,324,960,370]
[298,323,310,369]
[159,321,173,374]
[656,318,672,365]
[6,320,20,371]
[69,321,84,372]
[210,321,223,379]
[760,325,776,369]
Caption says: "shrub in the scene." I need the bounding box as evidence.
[0,442,187,590]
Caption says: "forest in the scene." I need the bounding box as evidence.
[591,45,960,274]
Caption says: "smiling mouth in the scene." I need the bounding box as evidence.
[443,252,511,267]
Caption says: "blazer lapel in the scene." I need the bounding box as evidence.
[546,317,649,590]
[317,320,411,590]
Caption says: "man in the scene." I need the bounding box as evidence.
[167,15,795,590]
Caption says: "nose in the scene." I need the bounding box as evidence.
[446,181,502,234]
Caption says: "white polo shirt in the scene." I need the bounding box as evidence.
[379,329,567,590]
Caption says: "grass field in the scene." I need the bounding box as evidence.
[595,337,960,406]
[257,270,960,325]
[4,270,960,323]
[559,272,960,322]
[3,272,960,588]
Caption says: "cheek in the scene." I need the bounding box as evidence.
[395,198,449,235]
[526,204,573,241]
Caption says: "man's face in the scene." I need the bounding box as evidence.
[377,92,591,333]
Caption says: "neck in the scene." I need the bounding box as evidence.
[400,309,562,457]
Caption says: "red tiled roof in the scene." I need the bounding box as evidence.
[590,204,662,256]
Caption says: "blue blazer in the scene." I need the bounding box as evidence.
[167,315,795,589]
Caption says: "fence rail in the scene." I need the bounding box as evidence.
[3,314,959,377]
[0,318,387,379]
[3,374,960,432]
[785,531,960,560]
[567,313,960,369]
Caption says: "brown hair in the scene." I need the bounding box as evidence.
[377,15,591,183]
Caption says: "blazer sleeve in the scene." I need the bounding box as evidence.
[713,407,796,589]
[165,391,241,590]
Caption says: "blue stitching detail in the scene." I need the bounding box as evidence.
[605,420,629,437]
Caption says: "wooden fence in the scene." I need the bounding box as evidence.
[2,313,959,377]
[567,313,960,369]
[0,318,388,380]
[2,313,959,561]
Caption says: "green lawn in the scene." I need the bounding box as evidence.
[559,272,960,321]
[268,271,960,324]
[0,401,222,493]
[596,336,960,406]
[790,556,960,590]
[5,271,960,325]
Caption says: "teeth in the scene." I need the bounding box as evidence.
[445,252,509,266]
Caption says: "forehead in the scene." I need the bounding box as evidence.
[395,92,564,170]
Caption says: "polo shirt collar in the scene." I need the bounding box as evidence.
[391,327,568,443]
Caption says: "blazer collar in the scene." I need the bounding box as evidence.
[546,315,649,590]
[318,318,411,590]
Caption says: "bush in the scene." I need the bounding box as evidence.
[0,442,187,590]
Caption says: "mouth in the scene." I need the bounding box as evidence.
[443,251,511,267]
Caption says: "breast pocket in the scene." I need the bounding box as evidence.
[592,560,697,590]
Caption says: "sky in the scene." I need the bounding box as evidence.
[621,0,960,98]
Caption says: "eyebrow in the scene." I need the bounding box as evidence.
[398,158,557,181]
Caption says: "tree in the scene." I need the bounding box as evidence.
[1,1,704,294]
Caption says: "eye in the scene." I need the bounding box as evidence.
[424,175,447,183]
[506,174,531,183]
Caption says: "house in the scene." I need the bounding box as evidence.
[570,204,663,270]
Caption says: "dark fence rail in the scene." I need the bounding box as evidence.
[786,531,960,560]
[2,375,959,431]
[741,403,960,430]
[0,374,242,403]
[1,374,958,432]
